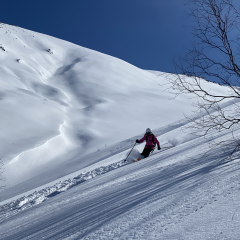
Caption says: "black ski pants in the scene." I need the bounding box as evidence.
[140,148,154,158]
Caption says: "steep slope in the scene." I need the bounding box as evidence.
[1,117,240,240]
[1,24,240,239]
[0,23,229,193]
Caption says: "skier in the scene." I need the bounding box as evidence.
[136,128,161,158]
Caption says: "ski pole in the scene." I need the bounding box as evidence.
[124,142,137,162]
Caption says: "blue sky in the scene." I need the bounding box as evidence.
[2,0,191,73]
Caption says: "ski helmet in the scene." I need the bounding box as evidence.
[146,128,152,134]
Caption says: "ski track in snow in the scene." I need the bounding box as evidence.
[1,128,240,239]
[0,146,173,224]
[80,151,240,240]
[2,129,240,240]
[0,159,127,223]
[1,120,240,239]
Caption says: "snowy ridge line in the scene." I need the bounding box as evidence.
[0,159,127,223]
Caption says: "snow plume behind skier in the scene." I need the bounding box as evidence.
[136,128,161,158]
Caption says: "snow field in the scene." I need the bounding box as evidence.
[0,22,230,189]
[1,23,240,239]
[1,124,240,239]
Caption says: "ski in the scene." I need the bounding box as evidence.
[132,146,174,163]
[132,158,141,162]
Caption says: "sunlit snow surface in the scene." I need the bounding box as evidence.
[0,23,229,188]
[1,23,240,239]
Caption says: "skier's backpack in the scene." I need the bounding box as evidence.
[145,133,156,147]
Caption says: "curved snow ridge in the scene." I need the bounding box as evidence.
[0,159,127,223]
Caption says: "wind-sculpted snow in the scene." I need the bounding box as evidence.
[0,159,127,223]
[2,23,240,239]
[0,22,230,189]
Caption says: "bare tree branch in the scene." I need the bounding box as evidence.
[169,0,240,141]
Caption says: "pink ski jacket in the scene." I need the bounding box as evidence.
[139,134,160,149]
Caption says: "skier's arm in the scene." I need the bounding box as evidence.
[137,135,146,143]
[154,136,161,148]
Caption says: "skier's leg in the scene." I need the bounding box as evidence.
[143,148,153,158]
[140,148,148,156]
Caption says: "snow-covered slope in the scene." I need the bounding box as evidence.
[0,23,213,188]
[1,23,239,239]
[1,118,240,240]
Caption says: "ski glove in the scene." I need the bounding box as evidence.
[136,139,140,143]
[158,146,161,150]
